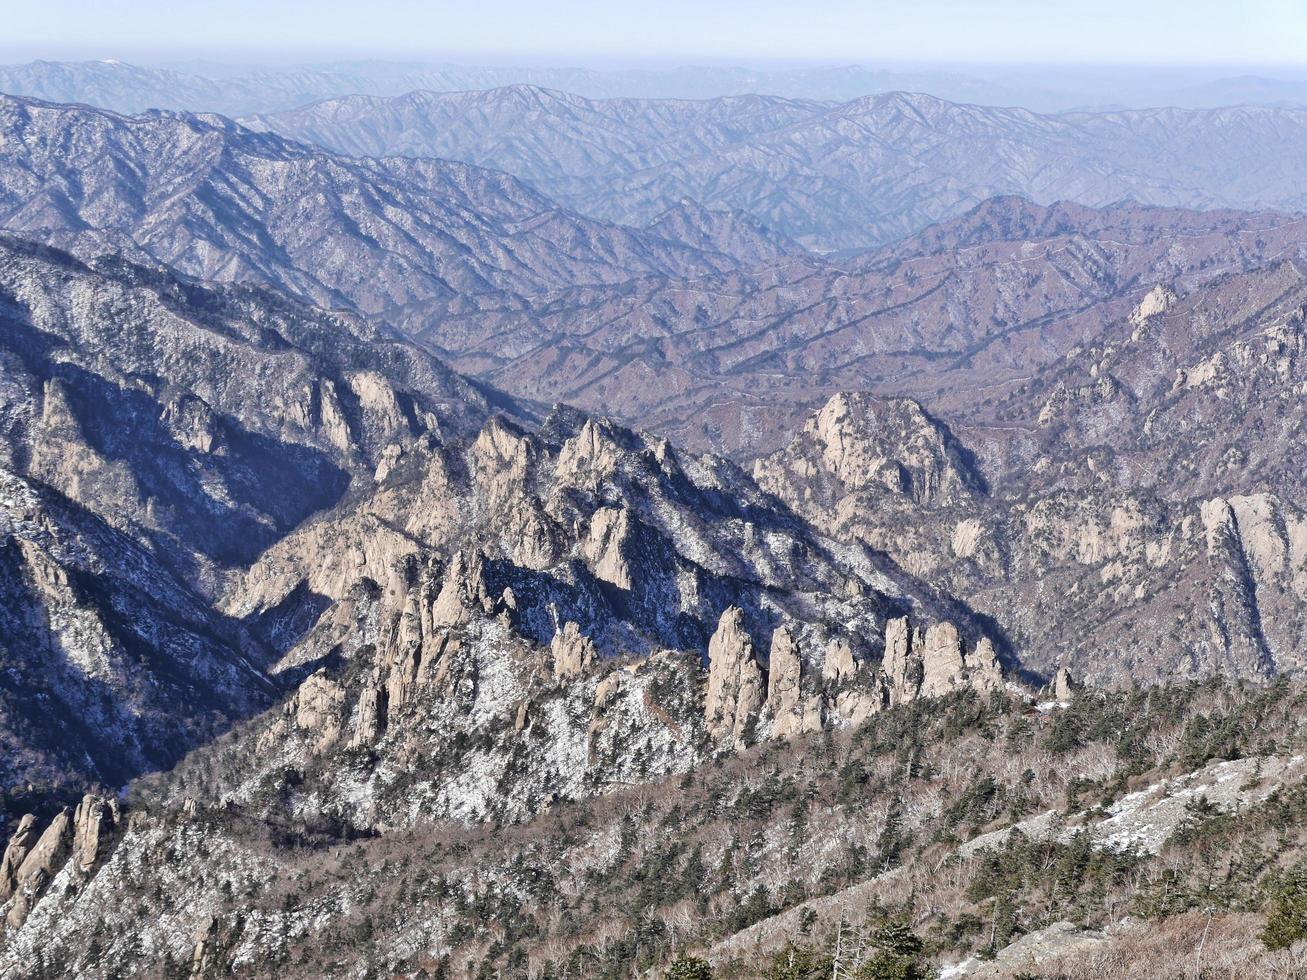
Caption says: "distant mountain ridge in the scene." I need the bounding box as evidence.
[249,85,1307,251]
[0,93,768,327]
[5,57,1307,116]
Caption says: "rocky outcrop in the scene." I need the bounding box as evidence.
[5,808,72,928]
[766,625,823,738]
[581,507,634,590]
[765,625,800,716]
[881,617,1003,704]
[969,638,1004,693]
[190,915,221,978]
[920,623,968,698]
[882,617,925,705]
[551,621,596,681]
[0,794,119,929]
[715,611,1004,746]
[349,685,389,749]
[0,816,38,904]
[752,392,985,579]
[1129,283,1178,332]
[555,418,626,487]
[1053,667,1077,701]
[291,671,348,749]
[1199,497,1276,677]
[704,608,765,748]
[822,638,856,685]
[431,549,496,627]
[161,395,222,454]
[71,794,119,873]
[756,393,978,510]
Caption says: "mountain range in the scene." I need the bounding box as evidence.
[1,74,1307,979]
[247,86,1307,251]
[0,94,777,322]
[7,58,1307,115]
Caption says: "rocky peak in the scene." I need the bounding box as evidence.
[71,794,119,872]
[3,808,72,928]
[0,816,38,904]
[1,792,121,930]
[160,394,223,454]
[289,671,349,750]
[470,416,538,490]
[580,506,635,590]
[766,625,824,738]
[1053,666,1077,701]
[555,417,628,487]
[755,392,980,510]
[1129,283,1178,331]
[430,549,497,627]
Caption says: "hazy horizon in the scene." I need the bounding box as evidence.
[5,0,1307,68]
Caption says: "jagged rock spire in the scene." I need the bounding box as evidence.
[880,616,1003,704]
[767,625,824,737]
[704,607,764,748]
[551,621,597,681]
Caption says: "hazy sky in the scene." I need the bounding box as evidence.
[5,0,1307,65]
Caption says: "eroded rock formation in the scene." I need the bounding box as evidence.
[2,795,119,930]
[766,625,824,738]
[551,621,597,681]
[704,608,765,748]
